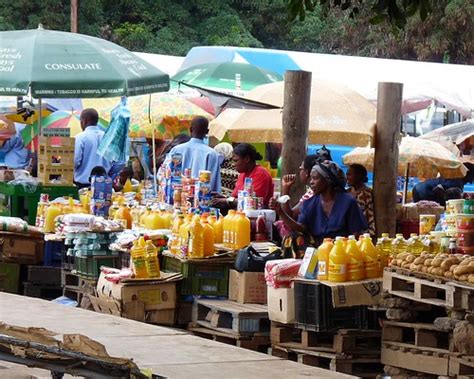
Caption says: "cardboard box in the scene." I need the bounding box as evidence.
[267,286,295,324]
[228,269,267,304]
[296,278,382,308]
[96,272,179,312]
[0,235,44,264]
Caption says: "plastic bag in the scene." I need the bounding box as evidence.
[264,259,301,289]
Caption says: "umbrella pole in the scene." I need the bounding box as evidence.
[403,163,410,204]
[149,94,158,197]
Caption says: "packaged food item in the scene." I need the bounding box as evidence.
[265,259,302,288]
[90,175,113,217]
[198,170,211,183]
[419,214,436,235]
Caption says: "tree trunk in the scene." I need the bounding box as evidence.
[373,82,403,236]
[281,70,312,205]
[71,0,78,33]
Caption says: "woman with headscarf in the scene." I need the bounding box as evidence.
[274,160,367,245]
[214,142,239,196]
[346,164,376,238]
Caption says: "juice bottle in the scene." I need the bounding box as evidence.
[346,236,365,281]
[317,238,333,281]
[255,214,268,241]
[145,240,160,279]
[235,212,251,249]
[360,233,380,278]
[179,214,193,256]
[407,235,424,256]
[130,238,148,279]
[170,212,184,255]
[377,233,392,270]
[188,214,205,258]
[392,234,407,257]
[123,178,133,193]
[202,218,215,257]
[162,211,173,229]
[223,210,236,247]
[328,236,347,282]
[213,212,224,244]
[230,211,242,249]
[114,204,132,229]
[140,206,151,227]
[147,210,163,230]
[44,202,63,233]
[108,202,120,219]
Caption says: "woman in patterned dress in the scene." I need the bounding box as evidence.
[346,164,376,238]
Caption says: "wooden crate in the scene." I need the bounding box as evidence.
[192,299,269,336]
[38,136,75,186]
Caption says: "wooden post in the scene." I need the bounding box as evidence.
[71,0,78,33]
[281,70,312,204]
[373,82,403,236]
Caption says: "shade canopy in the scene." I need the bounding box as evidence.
[0,26,169,98]
[209,79,376,146]
[343,136,468,179]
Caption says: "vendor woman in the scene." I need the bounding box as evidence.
[274,160,367,245]
[210,143,273,211]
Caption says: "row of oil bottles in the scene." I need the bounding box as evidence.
[319,232,440,282]
[130,237,161,279]
[168,209,251,258]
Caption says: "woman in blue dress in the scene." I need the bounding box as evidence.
[275,160,368,245]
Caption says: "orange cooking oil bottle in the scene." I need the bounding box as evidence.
[213,211,224,244]
[360,233,380,278]
[346,236,365,281]
[123,178,133,193]
[145,240,160,279]
[114,203,133,229]
[188,213,205,258]
[130,237,148,278]
[223,210,236,247]
[202,218,215,257]
[170,212,184,255]
[235,212,251,250]
[317,238,333,281]
[328,236,347,282]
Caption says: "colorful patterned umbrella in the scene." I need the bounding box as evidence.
[93,94,213,139]
[343,136,468,179]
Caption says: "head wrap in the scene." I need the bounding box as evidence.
[312,160,347,191]
[214,142,233,165]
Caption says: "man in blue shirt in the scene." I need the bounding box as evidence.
[167,116,221,192]
[74,108,118,188]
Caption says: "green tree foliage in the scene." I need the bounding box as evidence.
[0,0,471,64]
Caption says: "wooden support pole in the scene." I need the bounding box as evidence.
[71,0,78,33]
[373,82,403,236]
[281,70,312,203]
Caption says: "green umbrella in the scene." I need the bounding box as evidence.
[0,25,169,98]
[172,62,283,91]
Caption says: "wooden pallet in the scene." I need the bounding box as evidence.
[189,327,270,353]
[193,299,269,336]
[271,322,381,356]
[270,344,383,378]
[62,270,97,306]
[449,355,474,377]
[382,320,455,353]
[381,342,450,376]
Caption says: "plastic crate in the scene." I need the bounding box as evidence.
[0,261,20,293]
[73,255,119,279]
[43,241,65,267]
[162,255,233,297]
[294,281,369,332]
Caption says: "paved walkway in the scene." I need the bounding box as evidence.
[0,293,355,378]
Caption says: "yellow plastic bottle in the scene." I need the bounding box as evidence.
[108,202,120,219]
[328,236,347,283]
[130,238,148,279]
[178,214,193,256]
[202,218,215,257]
[162,211,173,229]
[360,233,380,279]
[140,206,151,227]
[392,234,407,257]
[123,178,133,193]
[377,233,392,271]
[171,213,184,255]
[317,238,333,281]
[145,240,161,279]
[407,235,424,256]
[114,204,133,229]
[223,210,236,247]
[213,212,224,244]
[357,235,364,248]
[44,203,63,233]
[188,214,205,258]
[346,236,365,281]
[235,212,251,250]
[147,210,164,230]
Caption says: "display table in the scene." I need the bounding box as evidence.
[0,182,78,225]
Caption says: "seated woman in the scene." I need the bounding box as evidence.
[211,143,273,211]
[275,160,367,245]
[346,164,376,238]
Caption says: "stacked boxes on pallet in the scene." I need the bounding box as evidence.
[38,135,75,186]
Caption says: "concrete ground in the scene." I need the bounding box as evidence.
[0,292,356,378]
